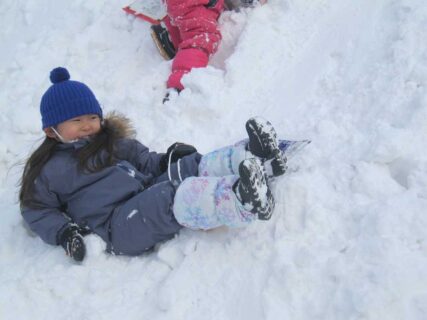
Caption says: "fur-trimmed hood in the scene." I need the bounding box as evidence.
[102,112,136,140]
[53,112,137,151]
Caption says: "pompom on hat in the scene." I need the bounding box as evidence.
[40,67,103,129]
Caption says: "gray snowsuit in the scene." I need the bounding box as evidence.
[22,137,200,255]
[22,118,258,256]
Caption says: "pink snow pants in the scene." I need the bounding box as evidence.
[164,0,225,90]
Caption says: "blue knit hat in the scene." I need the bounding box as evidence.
[40,67,103,129]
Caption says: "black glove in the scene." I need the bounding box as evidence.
[159,142,197,172]
[59,224,86,262]
[205,0,219,8]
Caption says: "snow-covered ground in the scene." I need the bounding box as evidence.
[1,0,427,319]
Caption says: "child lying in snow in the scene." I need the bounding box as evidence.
[150,0,266,101]
[20,67,286,262]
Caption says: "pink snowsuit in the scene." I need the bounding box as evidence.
[163,0,225,90]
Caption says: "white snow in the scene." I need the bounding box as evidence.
[127,209,139,220]
[1,0,427,319]
[128,169,136,177]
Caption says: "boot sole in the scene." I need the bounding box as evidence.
[246,117,280,159]
[150,25,176,60]
[239,159,274,220]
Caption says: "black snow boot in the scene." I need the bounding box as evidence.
[224,0,259,10]
[246,117,287,177]
[233,158,275,220]
[163,88,181,104]
[150,24,176,60]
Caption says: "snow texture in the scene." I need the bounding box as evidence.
[1,0,427,319]
[127,209,139,220]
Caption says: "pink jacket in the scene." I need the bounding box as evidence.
[164,0,225,90]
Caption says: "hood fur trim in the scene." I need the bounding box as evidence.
[102,112,136,139]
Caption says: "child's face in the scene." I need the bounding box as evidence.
[45,114,101,142]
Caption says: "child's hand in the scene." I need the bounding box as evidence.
[160,142,198,172]
[59,224,86,262]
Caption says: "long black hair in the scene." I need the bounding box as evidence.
[19,113,135,208]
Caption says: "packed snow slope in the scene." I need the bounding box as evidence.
[1,0,427,319]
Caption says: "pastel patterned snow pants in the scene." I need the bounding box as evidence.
[173,140,257,229]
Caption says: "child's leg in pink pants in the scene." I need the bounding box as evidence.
[165,0,225,90]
